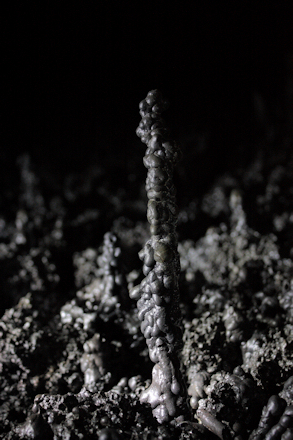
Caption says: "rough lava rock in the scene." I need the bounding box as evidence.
[1,91,293,439]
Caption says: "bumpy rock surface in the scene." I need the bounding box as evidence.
[130,90,189,424]
[1,91,293,439]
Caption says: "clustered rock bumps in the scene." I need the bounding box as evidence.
[250,380,293,440]
[130,90,188,424]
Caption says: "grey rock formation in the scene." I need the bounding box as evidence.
[130,90,189,424]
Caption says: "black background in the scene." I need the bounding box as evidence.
[2,3,292,181]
